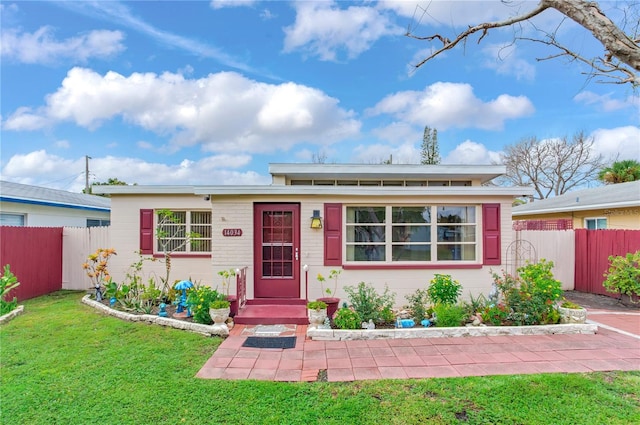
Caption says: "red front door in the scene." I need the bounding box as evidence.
[253,204,300,298]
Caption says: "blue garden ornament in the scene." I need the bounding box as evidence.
[174,280,194,316]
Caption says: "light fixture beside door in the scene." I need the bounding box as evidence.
[310,210,323,229]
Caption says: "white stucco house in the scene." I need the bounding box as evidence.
[93,164,533,314]
[0,180,111,227]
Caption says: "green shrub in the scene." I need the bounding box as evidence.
[0,265,20,316]
[434,304,466,327]
[480,304,509,326]
[333,307,361,329]
[405,288,430,322]
[427,274,462,305]
[344,282,396,323]
[603,251,640,303]
[186,285,225,324]
[307,300,327,310]
[491,259,563,325]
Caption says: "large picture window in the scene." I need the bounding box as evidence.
[346,205,477,263]
[156,210,212,253]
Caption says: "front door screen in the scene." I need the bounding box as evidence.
[262,211,294,278]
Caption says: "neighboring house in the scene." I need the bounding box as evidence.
[512,181,640,230]
[0,180,111,227]
[94,163,532,304]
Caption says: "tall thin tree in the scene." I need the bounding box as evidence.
[420,126,440,165]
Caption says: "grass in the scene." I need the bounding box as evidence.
[1,291,639,425]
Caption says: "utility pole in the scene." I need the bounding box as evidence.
[85,155,91,194]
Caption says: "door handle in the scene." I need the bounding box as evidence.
[295,247,299,261]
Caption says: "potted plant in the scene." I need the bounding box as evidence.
[316,269,341,318]
[209,299,231,325]
[307,300,327,326]
[217,268,238,317]
[558,299,587,324]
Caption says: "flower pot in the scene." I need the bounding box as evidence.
[558,305,587,324]
[209,306,231,325]
[317,297,340,319]
[226,295,238,317]
[308,308,327,326]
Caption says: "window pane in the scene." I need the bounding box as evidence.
[0,213,25,226]
[392,225,430,242]
[585,219,596,230]
[392,207,430,223]
[346,207,385,224]
[597,219,607,229]
[346,245,385,261]
[346,225,385,243]
[437,225,476,242]
[437,244,475,261]
[437,206,475,223]
[392,245,430,261]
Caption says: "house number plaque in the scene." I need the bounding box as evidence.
[222,228,243,237]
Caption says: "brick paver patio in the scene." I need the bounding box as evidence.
[196,309,640,382]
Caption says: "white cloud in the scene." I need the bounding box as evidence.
[590,126,640,161]
[1,27,125,64]
[54,140,70,149]
[210,0,257,9]
[380,0,515,25]
[351,142,419,164]
[574,91,639,112]
[371,121,421,145]
[1,150,268,192]
[481,43,535,81]
[367,82,534,130]
[442,140,503,164]
[3,67,361,154]
[283,1,403,61]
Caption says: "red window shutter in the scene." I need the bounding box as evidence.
[324,203,342,266]
[140,209,154,254]
[482,203,501,265]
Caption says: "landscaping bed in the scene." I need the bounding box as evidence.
[307,322,598,340]
[82,295,229,336]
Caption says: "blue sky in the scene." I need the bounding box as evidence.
[1,0,638,192]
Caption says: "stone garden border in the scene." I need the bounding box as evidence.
[0,305,24,325]
[82,295,229,336]
[307,323,598,341]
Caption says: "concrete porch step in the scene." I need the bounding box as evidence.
[234,303,308,325]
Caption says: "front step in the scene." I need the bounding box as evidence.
[234,302,308,325]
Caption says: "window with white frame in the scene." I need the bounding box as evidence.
[87,218,111,227]
[156,210,212,253]
[0,213,25,226]
[345,205,477,263]
[584,217,607,230]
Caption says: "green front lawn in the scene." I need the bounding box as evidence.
[1,291,638,425]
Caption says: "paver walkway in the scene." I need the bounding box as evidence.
[196,310,640,382]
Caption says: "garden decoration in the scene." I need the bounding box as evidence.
[316,269,341,318]
[158,303,168,317]
[174,280,194,317]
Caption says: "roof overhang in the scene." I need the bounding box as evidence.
[268,163,506,184]
[513,200,640,216]
[194,185,533,197]
[91,185,198,195]
[0,196,111,212]
[93,183,533,198]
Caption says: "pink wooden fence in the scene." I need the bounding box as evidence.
[0,226,63,301]
[574,229,640,297]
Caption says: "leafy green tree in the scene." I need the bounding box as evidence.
[598,159,640,184]
[420,126,440,164]
[83,178,132,196]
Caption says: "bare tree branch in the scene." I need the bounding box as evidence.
[407,0,640,87]
[499,132,605,199]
